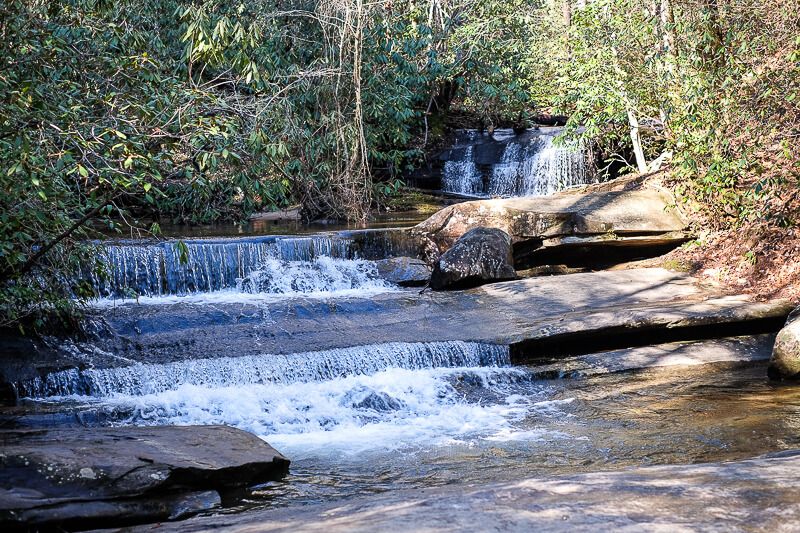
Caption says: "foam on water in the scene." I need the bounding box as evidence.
[90,256,398,306]
[41,366,569,455]
[21,341,510,398]
[21,342,579,453]
[81,234,376,299]
[238,256,389,296]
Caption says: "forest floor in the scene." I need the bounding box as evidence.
[624,173,800,304]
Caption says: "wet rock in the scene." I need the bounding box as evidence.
[768,308,800,380]
[375,257,431,287]
[430,228,517,290]
[345,387,405,412]
[0,425,289,530]
[2,269,793,399]
[130,450,800,532]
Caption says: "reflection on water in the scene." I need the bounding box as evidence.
[236,363,800,510]
[94,210,435,240]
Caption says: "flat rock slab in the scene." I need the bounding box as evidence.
[3,269,792,396]
[0,425,289,529]
[413,188,687,256]
[528,334,776,378]
[122,450,800,532]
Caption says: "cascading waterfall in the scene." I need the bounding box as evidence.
[441,146,484,195]
[518,136,587,196]
[441,129,589,197]
[20,341,564,452]
[80,232,409,299]
[20,341,510,398]
[238,256,388,295]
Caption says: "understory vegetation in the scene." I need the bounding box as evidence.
[1,0,798,326]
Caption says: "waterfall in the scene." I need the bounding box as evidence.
[518,136,587,195]
[442,146,484,195]
[18,342,545,452]
[440,129,588,197]
[19,341,510,398]
[79,232,414,299]
[238,256,388,295]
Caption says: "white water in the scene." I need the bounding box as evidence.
[82,234,381,299]
[90,256,398,307]
[33,367,570,456]
[442,146,484,195]
[238,256,389,296]
[21,342,509,397]
[22,342,579,454]
[442,130,588,197]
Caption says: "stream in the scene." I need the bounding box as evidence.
[18,356,800,514]
[5,128,796,529]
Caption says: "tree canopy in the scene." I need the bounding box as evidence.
[1,0,798,327]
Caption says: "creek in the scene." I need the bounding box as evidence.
[4,128,794,530]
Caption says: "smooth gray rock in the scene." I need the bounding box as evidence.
[768,308,800,380]
[124,450,800,532]
[413,188,687,261]
[375,257,431,287]
[0,425,289,529]
[3,269,793,400]
[430,227,517,290]
[529,334,776,378]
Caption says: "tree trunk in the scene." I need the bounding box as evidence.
[660,0,677,58]
[627,109,649,173]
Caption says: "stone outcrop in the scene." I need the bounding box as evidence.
[3,269,792,404]
[375,257,431,287]
[430,228,517,290]
[412,188,688,265]
[768,308,800,380]
[0,425,289,529]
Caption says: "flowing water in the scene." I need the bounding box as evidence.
[440,128,589,197]
[78,230,418,301]
[16,129,796,527]
[17,342,800,512]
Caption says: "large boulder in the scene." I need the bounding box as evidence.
[375,257,431,287]
[430,227,517,290]
[412,188,687,262]
[768,309,800,380]
[0,425,289,530]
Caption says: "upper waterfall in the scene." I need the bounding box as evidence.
[440,128,589,197]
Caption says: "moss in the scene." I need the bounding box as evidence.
[384,190,445,214]
[661,259,694,272]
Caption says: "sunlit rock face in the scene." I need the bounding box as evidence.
[769,309,800,380]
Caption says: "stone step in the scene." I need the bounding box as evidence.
[0,425,289,530]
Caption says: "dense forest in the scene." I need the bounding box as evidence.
[1,0,799,326]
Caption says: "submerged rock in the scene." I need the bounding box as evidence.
[133,450,800,532]
[768,309,800,380]
[375,256,431,287]
[345,386,406,412]
[0,425,289,530]
[430,227,517,290]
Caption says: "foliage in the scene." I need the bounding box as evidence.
[2,0,798,328]
[531,0,800,225]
